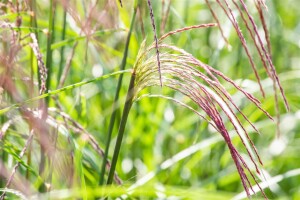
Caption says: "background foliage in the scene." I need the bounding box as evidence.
[0,0,299,199]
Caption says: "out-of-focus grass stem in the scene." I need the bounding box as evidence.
[57,5,67,85]
[39,0,56,193]
[29,0,39,92]
[45,0,56,103]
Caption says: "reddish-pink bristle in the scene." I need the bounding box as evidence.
[147,0,163,87]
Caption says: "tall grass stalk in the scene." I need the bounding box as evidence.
[38,0,56,193]
[106,73,136,185]
[57,5,68,85]
[45,0,56,100]
[99,2,138,185]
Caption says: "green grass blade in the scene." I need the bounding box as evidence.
[0,70,131,115]
[106,73,136,185]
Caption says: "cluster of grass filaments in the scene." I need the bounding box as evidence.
[131,38,272,198]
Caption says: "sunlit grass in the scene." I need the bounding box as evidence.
[0,0,299,199]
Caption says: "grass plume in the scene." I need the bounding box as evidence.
[0,1,295,199]
[132,38,270,198]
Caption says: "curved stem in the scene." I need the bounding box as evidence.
[106,73,135,185]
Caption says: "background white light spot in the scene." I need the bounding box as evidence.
[92,64,103,77]
[121,158,133,173]
[269,138,287,156]
[164,107,175,123]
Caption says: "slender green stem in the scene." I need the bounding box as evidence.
[57,5,67,86]
[0,70,131,116]
[99,4,137,185]
[45,0,56,103]
[29,0,39,90]
[106,73,136,185]
[39,0,56,192]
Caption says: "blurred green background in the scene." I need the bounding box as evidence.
[0,0,299,199]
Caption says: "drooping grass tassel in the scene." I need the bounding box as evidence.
[238,0,289,111]
[216,0,265,98]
